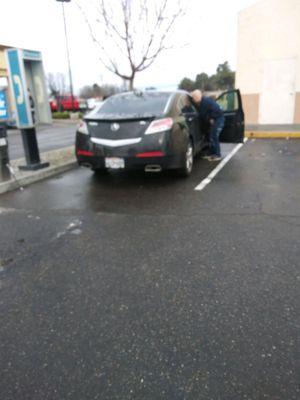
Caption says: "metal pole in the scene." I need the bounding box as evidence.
[19,127,49,171]
[61,1,74,111]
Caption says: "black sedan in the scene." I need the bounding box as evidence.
[76,90,244,176]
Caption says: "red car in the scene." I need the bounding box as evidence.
[50,96,87,112]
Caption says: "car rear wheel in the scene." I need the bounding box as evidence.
[177,139,193,177]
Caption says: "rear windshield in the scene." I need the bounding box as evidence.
[90,92,171,119]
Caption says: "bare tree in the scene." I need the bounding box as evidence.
[47,73,68,97]
[47,73,69,111]
[76,0,185,90]
[79,83,122,99]
[79,85,94,99]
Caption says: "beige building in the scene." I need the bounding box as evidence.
[0,44,13,117]
[236,0,300,124]
[0,44,10,78]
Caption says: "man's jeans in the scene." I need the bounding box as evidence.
[209,117,225,157]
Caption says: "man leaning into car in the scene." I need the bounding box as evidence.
[191,89,224,161]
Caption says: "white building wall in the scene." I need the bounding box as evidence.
[236,0,300,124]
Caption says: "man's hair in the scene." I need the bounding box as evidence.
[191,89,202,103]
[191,89,202,96]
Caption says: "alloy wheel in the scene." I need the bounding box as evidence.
[186,142,193,173]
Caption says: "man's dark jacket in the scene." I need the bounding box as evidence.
[197,96,224,123]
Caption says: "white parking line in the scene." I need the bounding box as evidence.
[194,139,248,191]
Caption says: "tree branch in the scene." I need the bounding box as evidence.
[76,0,185,88]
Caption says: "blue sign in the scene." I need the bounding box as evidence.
[6,49,32,128]
[0,90,8,121]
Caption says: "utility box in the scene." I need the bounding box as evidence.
[5,48,52,128]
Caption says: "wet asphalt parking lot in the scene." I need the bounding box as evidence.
[7,122,77,160]
[0,139,299,400]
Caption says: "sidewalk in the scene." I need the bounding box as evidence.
[0,146,77,195]
[245,124,300,138]
[7,120,78,136]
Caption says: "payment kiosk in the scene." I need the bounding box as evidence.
[6,48,51,170]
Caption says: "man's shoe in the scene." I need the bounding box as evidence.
[201,154,212,160]
[208,155,222,162]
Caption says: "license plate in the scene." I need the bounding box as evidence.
[105,157,125,169]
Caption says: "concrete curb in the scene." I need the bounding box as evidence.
[245,131,300,138]
[0,160,77,195]
[51,119,81,124]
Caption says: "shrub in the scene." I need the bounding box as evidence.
[52,111,70,119]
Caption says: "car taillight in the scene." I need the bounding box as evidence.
[77,149,94,156]
[136,151,164,158]
[145,118,173,135]
[77,120,88,135]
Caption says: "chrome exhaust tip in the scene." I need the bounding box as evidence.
[145,165,162,173]
[81,162,93,168]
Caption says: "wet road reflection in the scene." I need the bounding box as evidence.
[0,144,237,215]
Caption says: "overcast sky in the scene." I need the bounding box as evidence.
[0,0,258,92]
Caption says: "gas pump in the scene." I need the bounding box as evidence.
[5,48,52,170]
[0,77,10,181]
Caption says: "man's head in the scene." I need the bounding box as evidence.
[191,89,202,105]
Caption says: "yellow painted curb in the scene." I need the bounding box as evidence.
[245,131,300,138]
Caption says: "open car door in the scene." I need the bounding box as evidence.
[217,89,245,143]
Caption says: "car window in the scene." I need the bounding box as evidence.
[92,92,171,119]
[217,91,239,112]
[177,95,197,114]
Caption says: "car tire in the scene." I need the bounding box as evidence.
[177,138,193,177]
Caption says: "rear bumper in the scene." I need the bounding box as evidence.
[77,153,182,170]
[75,132,183,170]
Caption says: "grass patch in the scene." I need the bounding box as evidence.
[52,111,70,119]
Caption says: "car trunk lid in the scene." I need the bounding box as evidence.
[86,117,154,140]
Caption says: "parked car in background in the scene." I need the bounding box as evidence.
[76,90,244,177]
[50,96,87,112]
